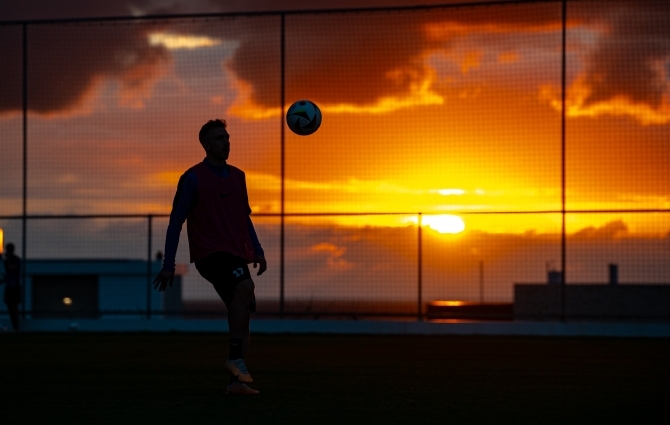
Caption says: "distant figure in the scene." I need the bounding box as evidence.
[1,243,21,331]
[153,119,266,396]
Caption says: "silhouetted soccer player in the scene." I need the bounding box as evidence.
[1,243,21,332]
[153,119,266,396]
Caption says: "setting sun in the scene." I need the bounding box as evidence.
[405,214,465,234]
[424,214,466,234]
[406,215,466,234]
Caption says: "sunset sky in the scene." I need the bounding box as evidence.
[1,1,668,231]
[0,0,669,302]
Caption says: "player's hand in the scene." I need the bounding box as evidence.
[253,256,267,276]
[153,269,174,292]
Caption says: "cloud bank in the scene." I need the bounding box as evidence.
[1,1,668,125]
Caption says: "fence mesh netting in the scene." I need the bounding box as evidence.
[0,1,669,318]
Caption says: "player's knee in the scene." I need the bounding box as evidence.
[235,279,255,303]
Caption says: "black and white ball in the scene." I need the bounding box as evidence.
[286,100,322,136]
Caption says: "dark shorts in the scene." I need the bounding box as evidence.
[194,251,255,311]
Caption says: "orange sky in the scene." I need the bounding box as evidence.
[0,1,669,238]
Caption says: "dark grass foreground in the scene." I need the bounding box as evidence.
[1,333,669,425]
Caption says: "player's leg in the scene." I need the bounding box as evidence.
[203,277,254,382]
[194,252,258,394]
[224,278,256,383]
[228,278,254,357]
[7,302,19,331]
[5,286,20,331]
[223,279,258,394]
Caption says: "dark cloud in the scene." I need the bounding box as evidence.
[228,11,426,108]
[0,1,561,116]
[229,3,563,108]
[29,24,169,114]
[0,27,23,113]
[229,1,670,113]
[571,1,670,110]
[0,0,132,22]
[0,0,503,22]
[3,1,668,116]
[0,23,170,114]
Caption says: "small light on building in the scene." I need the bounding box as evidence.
[0,228,3,254]
[63,297,73,306]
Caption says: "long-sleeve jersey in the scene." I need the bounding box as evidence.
[161,159,264,273]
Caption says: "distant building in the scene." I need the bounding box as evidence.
[0,259,184,318]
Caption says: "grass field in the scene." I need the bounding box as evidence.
[1,333,669,424]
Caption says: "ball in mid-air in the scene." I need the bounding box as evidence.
[286,100,322,136]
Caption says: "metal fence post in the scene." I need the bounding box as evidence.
[21,23,28,319]
[418,213,423,321]
[560,0,568,322]
[147,214,153,319]
[280,12,286,319]
[479,261,484,304]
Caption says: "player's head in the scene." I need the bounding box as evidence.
[199,119,230,162]
[5,242,15,255]
[199,119,227,142]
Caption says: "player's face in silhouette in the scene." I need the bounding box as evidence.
[203,127,230,162]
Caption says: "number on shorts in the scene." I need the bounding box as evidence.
[232,268,244,278]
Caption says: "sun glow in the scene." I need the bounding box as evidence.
[406,215,465,234]
[424,215,466,234]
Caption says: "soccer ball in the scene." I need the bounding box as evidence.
[286,100,322,136]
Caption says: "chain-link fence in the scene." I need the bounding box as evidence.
[1,0,669,321]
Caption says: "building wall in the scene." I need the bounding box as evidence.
[514,284,670,320]
[0,259,181,317]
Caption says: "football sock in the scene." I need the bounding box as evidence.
[229,338,243,360]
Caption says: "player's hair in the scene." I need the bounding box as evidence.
[6,242,15,253]
[199,119,227,143]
